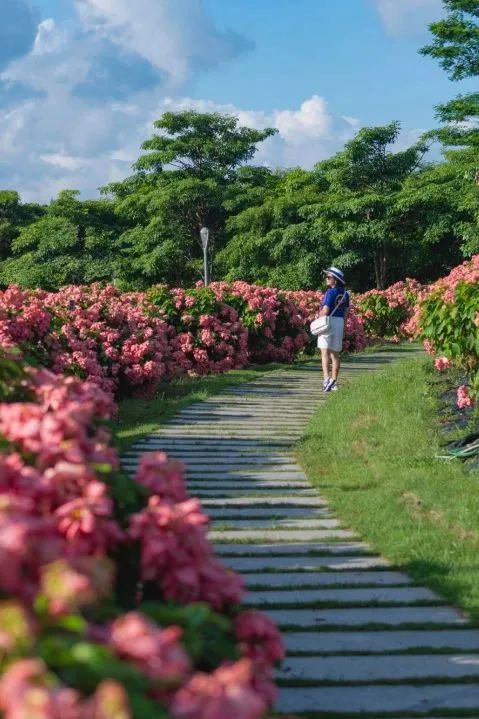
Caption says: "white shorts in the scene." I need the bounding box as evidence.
[317,317,345,353]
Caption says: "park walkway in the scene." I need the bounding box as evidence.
[122,351,479,717]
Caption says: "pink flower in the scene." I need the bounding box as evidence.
[434,356,452,372]
[170,659,266,719]
[0,659,82,719]
[55,481,123,553]
[135,453,187,502]
[457,385,475,409]
[235,610,285,665]
[110,612,191,684]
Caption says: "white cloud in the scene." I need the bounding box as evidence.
[32,19,68,55]
[75,0,251,87]
[373,0,443,35]
[40,153,87,170]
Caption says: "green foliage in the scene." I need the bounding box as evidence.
[420,281,479,393]
[356,293,409,338]
[0,191,123,290]
[420,0,479,81]
[0,350,31,402]
[305,122,428,289]
[106,111,277,288]
[219,167,332,289]
[141,602,237,672]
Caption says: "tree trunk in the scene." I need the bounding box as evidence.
[374,243,387,289]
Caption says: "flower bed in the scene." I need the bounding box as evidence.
[354,279,422,341]
[209,282,311,363]
[415,255,479,407]
[0,353,284,719]
[146,286,249,377]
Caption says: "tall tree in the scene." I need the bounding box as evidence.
[105,111,277,287]
[0,190,123,289]
[305,123,428,289]
[220,167,333,289]
[420,0,479,255]
[0,191,44,262]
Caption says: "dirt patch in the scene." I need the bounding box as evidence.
[350,414,378,431]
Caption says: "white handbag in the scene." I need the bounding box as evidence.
[310,294,347,337]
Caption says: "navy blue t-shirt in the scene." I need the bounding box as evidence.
[321,287,350,318]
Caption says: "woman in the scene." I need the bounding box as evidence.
[317,267,349,392]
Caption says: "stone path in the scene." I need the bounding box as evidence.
[122,352,479,717]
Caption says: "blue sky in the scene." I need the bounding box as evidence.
[0,0,472,201]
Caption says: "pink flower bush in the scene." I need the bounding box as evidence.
[129,495,244,609]
[210,282,311,362]
[414,255,479,404]
[355,279,423,340]
[170,659,266,719]
[0,357,283,717]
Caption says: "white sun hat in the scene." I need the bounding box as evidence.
[323,266,345,284]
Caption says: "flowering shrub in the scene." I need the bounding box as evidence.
[0,284,172,398]
[355,279,422,340]
[209,281,310,363]
[415,255,479,407]
[147,286,249,376]
[0,355,284,719]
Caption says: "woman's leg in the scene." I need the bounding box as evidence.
[330,350,341,381]
[320,347,330,380]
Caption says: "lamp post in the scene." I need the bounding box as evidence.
[200,227,210,286]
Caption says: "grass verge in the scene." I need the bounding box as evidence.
[297,355,479,623]
[111,363,302,454]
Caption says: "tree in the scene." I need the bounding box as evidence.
[0,190,123,289]
[105,111,277,287]
[219,167,333,289]
[0,191,44,262]
[305,123,428,289]
[420,0,479,255]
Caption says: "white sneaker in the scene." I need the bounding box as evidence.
[324,378,336,392]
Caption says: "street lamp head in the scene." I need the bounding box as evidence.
[200,227,209,250]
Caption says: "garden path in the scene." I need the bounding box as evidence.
[122,351,479,717]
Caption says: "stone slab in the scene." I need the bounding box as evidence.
[212,518,340,529]
[215,542,370,556]
[123,453,294,464]
[243,571,411,588]
[283,629,479,654]
[187,481,312,490]
[267,605,467,628]
[186,470,306,479]
[278,653,479,682]
[244,586,438,606]
[276,683,479,714]
[203,494,326,510]
[196,489,319,498]
[210,529,354,541]
[204,496,326,507]
[136,441,291,450]
[207,508,332,519]
[224,554,388,570]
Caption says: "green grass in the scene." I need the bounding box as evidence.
[111,362,306,454]
[297,356,479,623]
